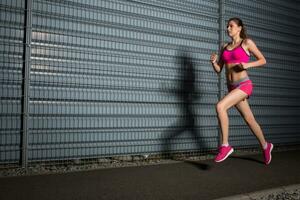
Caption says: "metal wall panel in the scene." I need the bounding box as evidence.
[28,0,219,161]
[224,0,300,147]
[0,0,25,164]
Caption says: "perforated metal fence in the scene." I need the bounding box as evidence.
[0,0,300,168]
[0,0,25,166]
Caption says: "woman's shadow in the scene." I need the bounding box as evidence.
[161,50,210,170]
[230,155,264,164]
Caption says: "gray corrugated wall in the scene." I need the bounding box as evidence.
[28,0,219,161]
[0,0,25,164]
[0,0,299,166]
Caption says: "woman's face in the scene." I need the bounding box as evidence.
[227,20,242,38]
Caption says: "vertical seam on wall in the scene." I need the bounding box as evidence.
[21,0,32,168]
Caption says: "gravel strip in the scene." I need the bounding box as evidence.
[215,184,300,200]
[0,155,182,177]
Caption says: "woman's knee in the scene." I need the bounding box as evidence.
[216,102,226,114]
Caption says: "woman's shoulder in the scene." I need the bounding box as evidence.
[242,38,259,51]
[243,38,255,46]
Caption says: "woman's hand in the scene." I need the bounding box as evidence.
[239,62,249,70]
[233,63,249,72]
[210,52,223,73]
[210,53,218,64]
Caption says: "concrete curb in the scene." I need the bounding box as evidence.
[213,183,300,200]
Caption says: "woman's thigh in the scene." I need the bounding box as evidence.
[217,88,248,111]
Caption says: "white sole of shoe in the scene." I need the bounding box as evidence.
[266,143,274,165]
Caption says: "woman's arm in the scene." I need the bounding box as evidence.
[241,39,266,69]
[210,44,226,73]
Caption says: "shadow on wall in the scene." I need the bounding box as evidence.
[161,48,207,159]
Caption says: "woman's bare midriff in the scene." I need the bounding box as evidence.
[225,63,248,82]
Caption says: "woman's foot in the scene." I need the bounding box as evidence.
[215,145,234,162]
[263,142,274,165]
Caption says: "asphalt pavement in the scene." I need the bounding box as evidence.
[0,149,300,200]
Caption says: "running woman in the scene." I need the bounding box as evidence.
[210,17,273,165]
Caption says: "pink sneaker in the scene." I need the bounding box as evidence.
[263,142,273,165]
[215,146,234,162]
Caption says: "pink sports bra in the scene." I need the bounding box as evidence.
[221,40,250,64]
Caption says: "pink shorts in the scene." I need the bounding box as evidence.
[227,77,253,98]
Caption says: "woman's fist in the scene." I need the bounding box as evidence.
[210,53,218,64]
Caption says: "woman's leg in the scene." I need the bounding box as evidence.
[235,99,267,148]
[216,89,248,145]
